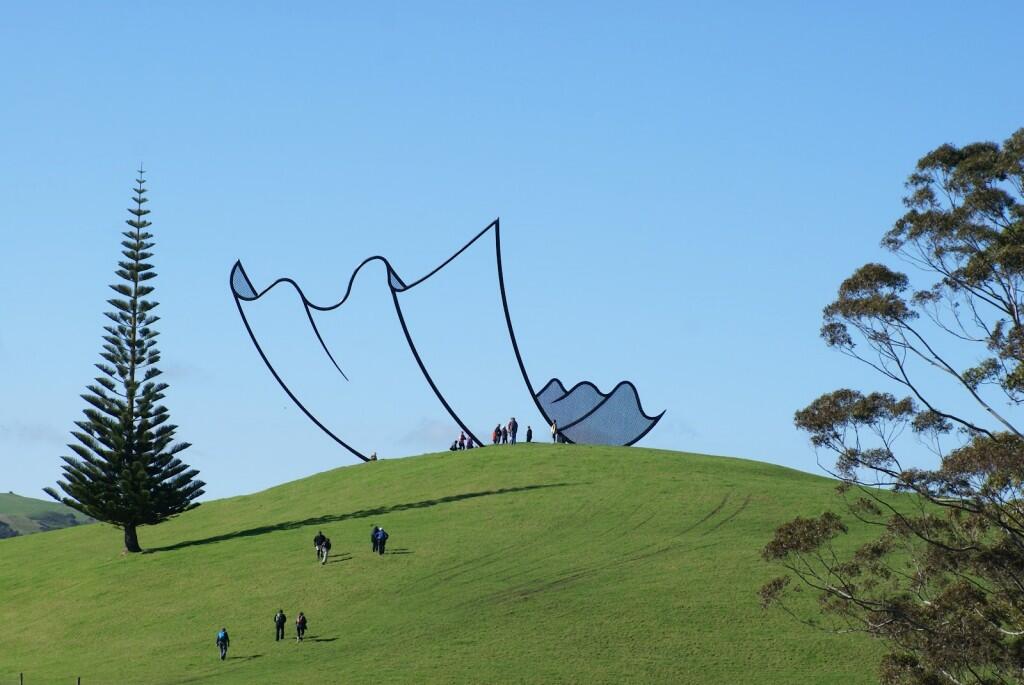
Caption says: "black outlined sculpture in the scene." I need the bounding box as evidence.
[230,219,663,461]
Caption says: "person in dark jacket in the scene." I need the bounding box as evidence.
[376,527,389,555]
[216,627,230,660]
[501,426,508,444]
[371,525,380,553]
[526,425,533,443]
[320,537,331,564]
[313,531,326,561]
[296,612,308,642]
[274,609,287,641]
[509,417,518,445]
[492,424,500,444]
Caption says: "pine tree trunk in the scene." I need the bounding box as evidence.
[123,524,141,553]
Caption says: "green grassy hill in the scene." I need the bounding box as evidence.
[0,446,889,684]
[0,492,93,539]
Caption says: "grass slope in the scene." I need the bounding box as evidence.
[0,492,93,538]
[1,446,887,684]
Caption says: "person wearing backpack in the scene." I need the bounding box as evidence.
[216,627,230,660]
[274,609,287,641]
[295,612,308,642]
[313,531,326,561]
[320,536,332,564]
[377,527,389,555]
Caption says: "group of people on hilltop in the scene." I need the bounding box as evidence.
[492,417,526,445]
[216,523,396,660]
[450,430,476,451]
[449,417,536,451]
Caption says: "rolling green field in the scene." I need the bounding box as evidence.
[0,446,889,684]
[0,492,93,539]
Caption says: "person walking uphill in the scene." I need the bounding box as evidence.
[371,526,380,553]
[313,531,326,561]
[296,612,308,642]
[216,627,230,660]
[376,527,389,555]
[274,609,287,641]
[320,536,332,564]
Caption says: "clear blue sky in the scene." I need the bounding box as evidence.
[2,2,1022,500]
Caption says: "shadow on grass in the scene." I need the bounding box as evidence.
[147,483,575,554]
[306,636,338,643]
[326,553,353,564]
[387,548,413,555]
[229,654,263,661]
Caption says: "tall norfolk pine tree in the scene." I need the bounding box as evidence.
[45,170,204,553]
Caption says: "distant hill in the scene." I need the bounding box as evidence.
[0,492,93,538]
[0,446,899,684]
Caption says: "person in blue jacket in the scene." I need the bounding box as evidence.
[216,627,230,660]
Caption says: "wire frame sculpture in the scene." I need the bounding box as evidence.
[230,219,663,461]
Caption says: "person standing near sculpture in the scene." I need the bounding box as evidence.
[526,425,532,443]
[509,417,518,445]
[551,420,558,443]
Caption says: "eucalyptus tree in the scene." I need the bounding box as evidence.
[46,170,204,552]
[762,129,1024,684]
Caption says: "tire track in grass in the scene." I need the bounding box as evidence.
[701,494,750,536]
[475,490,747,605]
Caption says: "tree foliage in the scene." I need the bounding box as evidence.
[45,170,204,552]
[762,128,1024,684]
